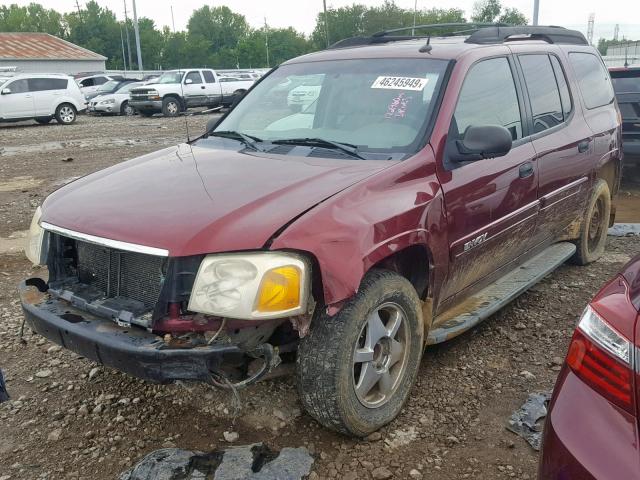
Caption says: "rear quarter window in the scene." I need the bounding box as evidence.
[569,52,614,109]
[28,78,68,91]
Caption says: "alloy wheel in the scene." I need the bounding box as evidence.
[59,106,75,123]
[353,302,410,408]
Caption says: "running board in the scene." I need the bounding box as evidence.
[426,242,576,345]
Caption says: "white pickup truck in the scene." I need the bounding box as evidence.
[129,69,254,117]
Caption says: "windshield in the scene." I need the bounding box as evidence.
[212,58,448,159]
[116,82,140,93]
[98,80,120,92]
[156,71,184,84]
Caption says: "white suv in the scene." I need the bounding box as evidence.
[0,74,86,125]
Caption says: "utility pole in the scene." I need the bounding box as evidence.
[587,12,595,46]
[132,0,143,70]
[123,1,133,73]
[120,24,127,71]
[412,0,417,36]
[613,23,619,41]
[323,0,330,48]
[264,17,270,67]
[75,0,82,16]
[532,0,539,26]
[171,5,176,33]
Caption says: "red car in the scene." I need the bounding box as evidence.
[539,255,640,479]
[20,25,622,436]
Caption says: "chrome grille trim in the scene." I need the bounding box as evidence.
[41,222,169,257]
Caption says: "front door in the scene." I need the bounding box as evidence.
[438,56,539,307]
[182,71,206,106]
[0,79,34,119]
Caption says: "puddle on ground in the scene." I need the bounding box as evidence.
[0,176,43,192]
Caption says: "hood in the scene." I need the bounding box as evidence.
[42,143,393,256]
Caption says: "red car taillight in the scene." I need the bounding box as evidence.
[566,305,634,414]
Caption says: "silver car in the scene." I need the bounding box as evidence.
[88,82,143,116]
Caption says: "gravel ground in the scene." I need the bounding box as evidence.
[1,114,639,480]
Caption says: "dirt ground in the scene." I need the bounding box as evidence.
[1,114,640,480]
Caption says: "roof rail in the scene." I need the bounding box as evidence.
[328,22,506,49]
[465,26,588,45]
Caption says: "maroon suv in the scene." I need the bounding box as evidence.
[20,25,622,436]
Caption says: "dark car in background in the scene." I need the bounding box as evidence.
[84,78,137,101]
[610,67,640,169]
[539,255,640,479]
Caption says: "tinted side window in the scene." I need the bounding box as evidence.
[611,75,640,93]
[569,52,614,109]
[7,79,28,93]
[550,55,572,118]
[80,78,94,87]
[93,77,108,86]
[453,57,522,141]
[185,71,203,84]
[28,78,68,91]
[519,54,563,133]
[202,71,216,83]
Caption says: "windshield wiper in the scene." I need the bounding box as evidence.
[208,130,263,151]
[272,137,365,160]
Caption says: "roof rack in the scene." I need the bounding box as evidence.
[327,23,588,50]
[465,25,588,45]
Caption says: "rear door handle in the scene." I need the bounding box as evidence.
[201,86,205,89]
[578,139,591,153]
[519,162,534,179]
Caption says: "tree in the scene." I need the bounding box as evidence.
[187,6,249,54]
[471,0,527,25]
[0,3,65,37]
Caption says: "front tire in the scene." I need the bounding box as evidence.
[161,97,181,117]
[571,179,611,265]
[296,269,424,436]
[55,104,77,124]
[120,101,135,116]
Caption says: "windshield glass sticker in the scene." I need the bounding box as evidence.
[371,76,428,91]
[385,93,410,119]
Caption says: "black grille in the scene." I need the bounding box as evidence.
[76,241,165,310]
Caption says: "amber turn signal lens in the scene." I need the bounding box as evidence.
[256,266,301,313]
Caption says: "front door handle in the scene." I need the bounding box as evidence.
[578,139,591,153]
[519,162,534,179]
[201,86,205,89]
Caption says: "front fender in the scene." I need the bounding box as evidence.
[270,147,448,309]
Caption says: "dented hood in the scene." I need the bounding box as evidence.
[41,143,392,256]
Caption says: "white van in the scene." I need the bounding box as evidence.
[0,74,86,125]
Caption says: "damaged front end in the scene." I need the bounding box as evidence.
[20,223,314,387]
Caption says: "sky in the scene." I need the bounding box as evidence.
[8,0,640,40]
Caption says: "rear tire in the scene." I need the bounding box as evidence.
[161,97,181,117]
[55,103,77,124]
[296,269,424,436]
[35,117,52,124]
[571,179,611,265]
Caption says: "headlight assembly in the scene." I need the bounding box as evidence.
[25,206,48,265]
[100,99,115,105]
[188,252,310,320]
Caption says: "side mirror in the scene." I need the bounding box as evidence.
[184,78,193,85]
[206,116,221,133]
[454,125,512,161]
[1,88,11,95]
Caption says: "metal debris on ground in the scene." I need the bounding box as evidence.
[506,392,551,451]
[119,443,314,480]
[608,223,640,237]
[0,369,9,403]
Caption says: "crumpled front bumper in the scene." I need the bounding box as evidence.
[19,279,245,384]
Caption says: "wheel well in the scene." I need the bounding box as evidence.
[598,160,619,196]
[372,245,429,298]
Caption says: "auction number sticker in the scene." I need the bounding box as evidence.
[371,76,428,91]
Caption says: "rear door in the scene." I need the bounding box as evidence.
[0,79,34,118]
[182,70,206,106]
[514,50,594,241]
[611,68,640,163]
[438,55,539,304]
[202,70,222,105]
[30,77,69,116]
